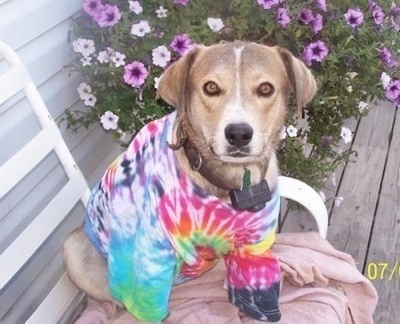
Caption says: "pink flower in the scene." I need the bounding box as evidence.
[344,8,364,28]
[174,0,189,6]
[276,7,291,28]
[372,7,385,25]
[257,0,280,10]
[314,0,327,12]
[302,40,329,66]
[299,8,315,25]
[390,7,400,31]
[97,4,121,27]
[124,61,148,87]
[312,13,323,34]
[82,0,104,20]
[380,46,398,68]
[170,34,193,56]
[373,9,385,25]
[385,79,400,106]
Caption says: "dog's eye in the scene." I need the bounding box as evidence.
[203,81,220,96]
[258,82,274,97]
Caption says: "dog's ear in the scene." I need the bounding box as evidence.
[157,46,201,110]
[276,46,317,116]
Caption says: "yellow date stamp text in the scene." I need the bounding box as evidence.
[366,262,400,281]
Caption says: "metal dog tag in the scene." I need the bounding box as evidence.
[229,179,272,212]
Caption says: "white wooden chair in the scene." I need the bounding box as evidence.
[0,41,327,323]
[279,176,328,237]
[0,41,89,323]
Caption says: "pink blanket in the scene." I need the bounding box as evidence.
[74,232,378,323]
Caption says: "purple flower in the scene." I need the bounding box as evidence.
[302,40,329,66]
[390,6,400,31]
[372,7,385,25]
[385,79,400,106]
[299,9,315,25]
[257,0,280,10]
[367,1,378,10]
[321,135,332,148]
[124,61,148,87]
[314,0,327,12]
[97,4,121,27]
[312,13,324,34]
[380,46,398,68]
[344,8,364,28]
[392,6,400,15]
[170,34,193,56]
[276,8,291,28]
[82,0,104,20]
[368,2,385,25]
[174,0,189,6]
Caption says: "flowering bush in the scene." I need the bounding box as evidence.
[64,0,400,191]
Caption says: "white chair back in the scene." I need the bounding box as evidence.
[0,41,89,323]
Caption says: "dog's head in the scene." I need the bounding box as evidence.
[158,41,316,165]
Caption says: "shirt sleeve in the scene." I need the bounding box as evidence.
[105,166,178,321]
[224,233,281,322]
[107,217,177,321]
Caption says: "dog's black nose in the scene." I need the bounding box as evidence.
[225,123,253,147]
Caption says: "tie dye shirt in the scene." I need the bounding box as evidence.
[85,111,281,322]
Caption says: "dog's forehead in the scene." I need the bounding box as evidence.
[193,42,285,76]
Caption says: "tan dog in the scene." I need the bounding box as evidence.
[64,41,316,322]
[159,41,316,198]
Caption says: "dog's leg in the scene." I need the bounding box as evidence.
[63,227,118,304]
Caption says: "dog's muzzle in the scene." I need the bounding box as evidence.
[225,123,253,148]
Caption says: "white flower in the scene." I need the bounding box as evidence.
[340,126,352,144]
[81,56,92,66]
[112,51,126,67]
[77,82,92,100]
[152,45,171,68]
[131,20,151,37]
[207,17,224,32]
[380,72,391,89]
[334,196,344,207]
[128,1,143,14]
[97,47,115,64]
[72,38,95,57]
[97,50,111,64]
[286,125,298,137]
[100,111,119,130]
[84,94,97,107]
[358,101,369,113]
[117,129,132,143]
[279,126,287,140]
[318,191,326,202]
[346,72,358,80]
[156,6,168,18]
[330,172,337,187]
[154,76,161,89]
[346,85,353,93]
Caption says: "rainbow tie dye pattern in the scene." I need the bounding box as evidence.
[84,111,281,322]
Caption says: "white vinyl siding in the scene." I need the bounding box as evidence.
[0,0,121,322]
